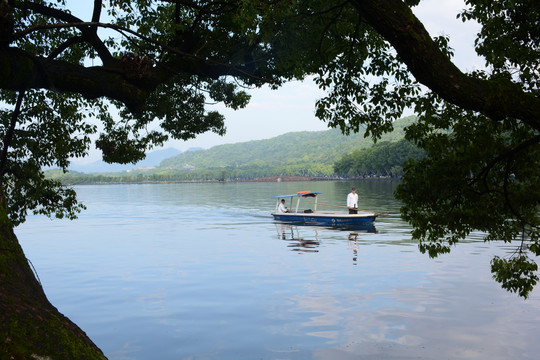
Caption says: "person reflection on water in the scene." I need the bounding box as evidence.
[277,199,290,213]
[347,188,358,214]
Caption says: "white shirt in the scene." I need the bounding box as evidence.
[277,202,288,213]
[347,192,358,209]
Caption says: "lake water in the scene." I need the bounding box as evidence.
[17,181,540,359]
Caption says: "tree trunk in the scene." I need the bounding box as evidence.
[0,191,106,359]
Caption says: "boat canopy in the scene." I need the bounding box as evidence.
[273,191,322,199]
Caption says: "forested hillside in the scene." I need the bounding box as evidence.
[160,115,415,170]
[48,116,416,183]
[334,139,425,178]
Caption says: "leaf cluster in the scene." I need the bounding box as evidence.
[459,0,540,90]
[396,92,540,296]
[491,255,539,299]
[0,90,97,225]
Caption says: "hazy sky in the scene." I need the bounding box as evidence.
[68,0,483,163]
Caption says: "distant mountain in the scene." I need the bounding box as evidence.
[68,147,182,173]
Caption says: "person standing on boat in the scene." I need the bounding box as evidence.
[347,188,358,214]
[278,199,290,213]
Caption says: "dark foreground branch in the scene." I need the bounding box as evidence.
[352,0,540,131]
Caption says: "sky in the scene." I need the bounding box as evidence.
[69,0,483,164]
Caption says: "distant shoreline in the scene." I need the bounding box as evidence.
[65,176,398,185]
[237,176,332,182]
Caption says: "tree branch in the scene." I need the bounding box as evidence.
[92,0,102,23]
[1,34,267,113]
[48,35,84,59]
[471,134,540,187]
[15,1,114,65]
[12,21,269,79]
[350,0,540,131]
[0,91,25,178]
[0,48,148,112]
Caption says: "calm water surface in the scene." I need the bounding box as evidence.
[17,181,540,359]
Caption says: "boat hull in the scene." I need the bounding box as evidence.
[272,212,377,225]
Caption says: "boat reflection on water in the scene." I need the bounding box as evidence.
[274,222,376,255]
[275,223,321,253]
